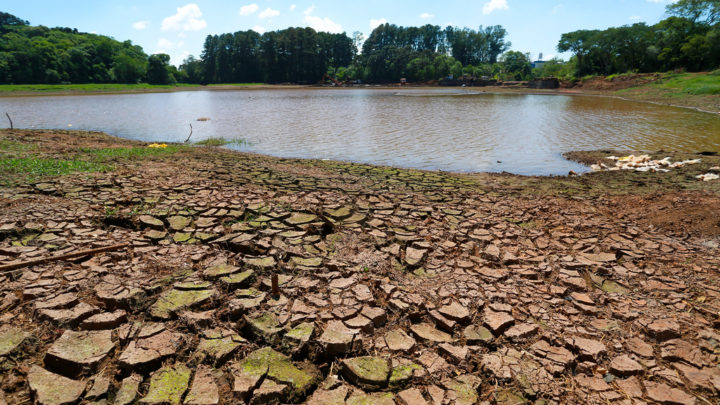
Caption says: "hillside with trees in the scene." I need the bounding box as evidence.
[0,12,175,85]
[556,0,720,77]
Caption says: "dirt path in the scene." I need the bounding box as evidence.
[1,130,719,404]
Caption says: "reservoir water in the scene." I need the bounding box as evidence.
[2,88,719,175]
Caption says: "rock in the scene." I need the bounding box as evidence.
[244,256,276,270]
[139,215,164,231]
[405,247,427,267]
[389,363,422,388]
[80,310,127,330]
[438,301,471,323]
[345,392,395,405]
[384,329,416,351]
[231,366,265,402]
[149,287,216,319]
[341,357,390,390]
[442,375,481,405]
[184,365,219,405]
[114,374,143,405]
[398,388,429,405]
[168,216,192,231]
[35,293,78,310]
[661,339,705,367]
[463,325,493,344]
[410,323,452,343]
[27,366,85,405]
[203,263,240,279]
[503,323,539,341]
[626,337,654,358]
[193,333,243,367]
[644,381,696,405]
[140,364,191,405]
[305,385,349,404]
[483,308,514,334]
[85,375,110,400]
[646,319,681,341]
[249,379,288,405]
[236,347,320,400]
[285,213,318,226]
[45,330,114,376]
[0,327,31,356]
[609,355,643,376]
[565,336,607,360]
[361,306,387,326]
[118,330,183,371]
[318,320,357,354]
[220,270,255,290]
[37,302,99,327]
[438,343,468,361]
[245,313,283,342]
[285,322,314,345]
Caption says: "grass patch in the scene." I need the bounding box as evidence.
[80,145,186,160]
[195,137,252,147]
[620,72,720,96]
[0,139,35,155]
[0,157,110,185]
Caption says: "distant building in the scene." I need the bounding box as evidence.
[532,61,546,70]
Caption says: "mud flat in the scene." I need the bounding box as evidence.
[1,129,719,404]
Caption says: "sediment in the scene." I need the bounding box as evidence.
[1,129,719,404]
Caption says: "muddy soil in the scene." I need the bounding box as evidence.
[1,130,719,405]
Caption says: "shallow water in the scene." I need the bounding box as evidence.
[2,88,719,175]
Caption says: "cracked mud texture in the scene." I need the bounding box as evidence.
[1,129,720,404]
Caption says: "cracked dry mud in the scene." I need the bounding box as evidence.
[1,129,719,405]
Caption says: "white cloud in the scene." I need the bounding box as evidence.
[552,4,564,14]
[483,0,509,15]
[303,5,316,16]
[259,8,280,19]
[253,25,266,34]
[304,15,343,33]
[370,18,388,30]
[289,4,296,11]
[162,3,207,31]
[158,38,175,49]
[132,20,149,30]
[419,13,434,19]
[630,15,642,20]
[239,3,259,16]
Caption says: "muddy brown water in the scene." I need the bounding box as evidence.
[2,89,719,175]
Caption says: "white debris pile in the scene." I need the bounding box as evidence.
[696,173,720,182]
[591,154,702,174]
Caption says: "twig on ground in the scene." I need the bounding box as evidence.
[0,243,129,273]
[5,112,13,129]
[184,123,193,143]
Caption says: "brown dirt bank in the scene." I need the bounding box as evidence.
[1,129,719,404]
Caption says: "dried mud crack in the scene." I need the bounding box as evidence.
[1,129,719,405]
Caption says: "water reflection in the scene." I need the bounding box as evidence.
[1,89,718,175]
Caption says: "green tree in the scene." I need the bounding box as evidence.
[667,0,720,25]
[146,53,173,84]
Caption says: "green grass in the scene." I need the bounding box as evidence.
[0,139,35,155]
[619,71,720,96]
[0,157,110,184]
[195,137,252,147]
[80,145,187,160]
[0,82,268,93]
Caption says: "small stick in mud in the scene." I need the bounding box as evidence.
[0,243,129,273]
[184,123,193,143]
[271,273,280,298]
[5,113,13,129]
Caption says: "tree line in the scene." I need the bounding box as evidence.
[557,0,720,77]
[2,0,718,86]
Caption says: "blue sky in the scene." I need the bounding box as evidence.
[3,0,678,66]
